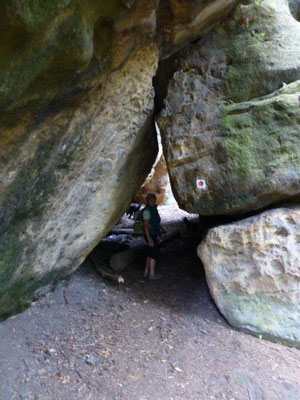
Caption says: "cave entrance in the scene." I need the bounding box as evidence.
[83,198,216,326]
[83,119,217,319]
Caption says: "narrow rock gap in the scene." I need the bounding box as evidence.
[82,43,298,303]
[81,114,209,304]
[1,1,300,396]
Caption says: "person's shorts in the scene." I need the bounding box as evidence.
[146,235,159,261]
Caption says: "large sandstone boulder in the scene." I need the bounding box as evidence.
[0,46,159,319]
[0,0,240,318]
[198,206,300,347]
[0,0,239,117]
[158,0,300,215]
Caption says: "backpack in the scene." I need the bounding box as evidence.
[133,208,145,234]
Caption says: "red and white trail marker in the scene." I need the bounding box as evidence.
[196,178,207,190]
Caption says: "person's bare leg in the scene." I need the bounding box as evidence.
[149,258,161,280]
[144,257,151,277]
[149,258,156,277]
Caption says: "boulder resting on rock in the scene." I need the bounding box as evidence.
[0,0,240,319]
[158,0,300,215]
[198,206,300,348]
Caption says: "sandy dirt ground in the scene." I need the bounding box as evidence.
[0,206,299,400]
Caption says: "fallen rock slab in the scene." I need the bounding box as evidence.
[198,206,300,347]
[0,46,158,320]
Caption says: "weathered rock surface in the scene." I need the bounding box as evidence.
[198,206,300,347]
[134,131,176,205]
[0,46,159,318]
[0,0,239,117]
[134,153,173,205]
[158,0,300,215]
[156,0,240,57]
[0,0,240,318]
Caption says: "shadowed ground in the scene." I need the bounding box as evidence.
[0,214,299,400]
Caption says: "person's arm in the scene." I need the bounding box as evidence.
[143,219,154,247]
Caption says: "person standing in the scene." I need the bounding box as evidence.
[143,193,161,280]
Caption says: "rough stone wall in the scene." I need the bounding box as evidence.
[158,0,300,215]
[0,46,158,318]
[156,0,241,57]
[0,0,240,318]
[134,153,174,205]
[0,0,239,118]
[134,128,175,205]
[156,0,300,347]
[198,206,300,347]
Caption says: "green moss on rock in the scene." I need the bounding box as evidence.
[219,291,300,348]
[225,33,266,102]
[0,0,126,113]
[224,0,300,102]
[220,83,300,208]
[0,266,71,321]
[0,114,72,319]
